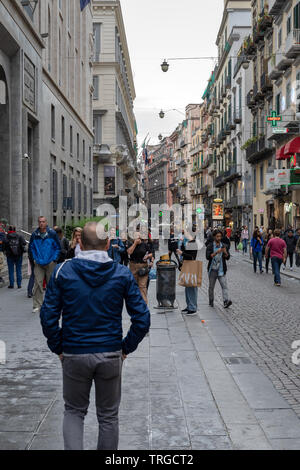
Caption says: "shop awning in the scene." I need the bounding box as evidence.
[276,145,287,160]
[284,137,300,156]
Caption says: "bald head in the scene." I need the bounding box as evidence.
[81,222,109,251]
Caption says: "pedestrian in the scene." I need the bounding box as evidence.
[225,225,232,241]
[234,228,241,251]
[0,223,6,286]
[296,234,300,268]
[168,227,181,266]
[127,230,154,304]
[265,229,287,287]
[206,229,232,309]
[40,222,150,451]
[250,229,263,274]
[283,229,297,271]
[241,226,249,254]
[107,227,125,264]
[29,216,61,314]
[3,226,26,289]
[120,231,129,266]
[66,227,82,259]
[55,227,70,264]
[264,229,273,274]
[177,230,199,315]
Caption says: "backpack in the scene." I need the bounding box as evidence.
[8,236,22,257]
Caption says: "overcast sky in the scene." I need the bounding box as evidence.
[120,0,224,149]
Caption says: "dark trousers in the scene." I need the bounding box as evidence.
[27,259,35,296]
[265,256,271,274]
[253,251,263,273]
[62,351,123,450]
[169,250,181,266]
[285,252,294,268]
[271,257,283,285]
[7,256,23,287]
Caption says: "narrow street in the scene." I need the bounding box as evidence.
[1,244,300,450]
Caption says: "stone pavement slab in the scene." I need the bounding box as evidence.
[0,249,300,450]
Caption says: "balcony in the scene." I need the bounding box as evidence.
[253,82,264,102]
[282,107,298,128]
[275,46,294,71]
[259,14,273,32]
[285,30,300,59]
[93,144,113,163]
[233,110,242,124]
[218,130,226,144]
[269,0,287,17]
[223,164,242,182]
[245,136,273,164]
[199,184,210,195]
[215,173,226,187]
[268,55,283,80]
[261,72,273,93]
[246,91,255,109]
[253,24,264,44]
[208,162,216,175]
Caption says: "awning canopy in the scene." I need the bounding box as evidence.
[276,145,287,160]
[284,137,300,156]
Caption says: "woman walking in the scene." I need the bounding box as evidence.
[250,229,264,274]
[177,230,199,316]
[127,231,154,304]
[264,229,273,274]
[241,226,249,254]
[67,227,82,259]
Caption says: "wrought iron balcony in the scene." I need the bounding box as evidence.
[245,136,272,163]
[285,30,300,58]
[261,72,273,93]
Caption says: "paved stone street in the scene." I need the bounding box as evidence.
[0,244,300,450]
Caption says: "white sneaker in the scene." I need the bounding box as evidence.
[282,265,286,270]
[32,307,40,314]
[290,267,293,271]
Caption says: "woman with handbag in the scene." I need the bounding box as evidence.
[177,232,199,316]
[127,231,154,304]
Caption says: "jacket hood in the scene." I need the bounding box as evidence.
[70,257,117,287]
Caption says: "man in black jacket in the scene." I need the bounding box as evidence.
[206,229,232,309]
[4,226,26,289]
[283,229,297,271]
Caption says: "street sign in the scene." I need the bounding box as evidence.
[196,205,205,220]
[272,128,289,134]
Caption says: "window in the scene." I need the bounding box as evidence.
[51,105,55,141]
[61,116,65,148]
[287,16,292,36]
[260,214,264,227]
[276,93,281,114]
[52,169,58,211]
[62,175,68,210]
[93,164,98,192]
[253,168,257,197]
[84,186,87,214]
[71,178,75,212]
[286,82,291,109]
[93,114,102,144]
[260,164,264,190]
[93,23,101,61]
[278,29,282,49]
[77,133,79,161]
[83,139,85,166]
[294,2,300,29]
[93,76,99,100]
[78,181,82,213]
[70,126,73,155]
[89,147,92,170]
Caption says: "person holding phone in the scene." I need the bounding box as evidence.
[127,231,153,304]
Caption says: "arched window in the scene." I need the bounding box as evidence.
[0,80,6,105]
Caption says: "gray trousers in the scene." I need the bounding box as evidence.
[62,351,123,450]
[208,270,229,304]
[33,262,56,309]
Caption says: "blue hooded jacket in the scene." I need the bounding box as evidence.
[40,257,150,356]
[29,227,61,266]
[107,238,125,264]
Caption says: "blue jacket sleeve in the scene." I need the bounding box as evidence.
[118,239,125,254]
[40,268,63,355]
[122,272,150,355]
[52,233,61,262]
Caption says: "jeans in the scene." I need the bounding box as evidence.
[7,256,23,287]
[62,351,123,450]
[185,287,198,311]
[27,258,35,296]
[242,239,248,254]
[253,251,263,273]
[271,257,283,285]
[208,270,229,304]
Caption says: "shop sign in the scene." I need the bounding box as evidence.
[266,172,280,191]
[274,169,290,186]
[212,202,224,220]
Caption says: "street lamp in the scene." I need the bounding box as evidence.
[159,110,165,119]
[159,109,185,119]
[161,60,169,72]
[158,134,163,141]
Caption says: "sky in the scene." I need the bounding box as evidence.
[120,0,224,149]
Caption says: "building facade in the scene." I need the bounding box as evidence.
[0,0,94,231]
[92,0,138,213]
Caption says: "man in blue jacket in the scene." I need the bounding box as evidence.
[29,216,61,314]
[40,222,150,451]
[107,226,125,263]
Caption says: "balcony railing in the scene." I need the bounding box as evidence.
[268,55,283,80]
[233,109,242,124]
[269,0,287,17]
[261,72,273,92]
[245,136,272,163]
[285,29,300,58]
[215,173,226,187]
